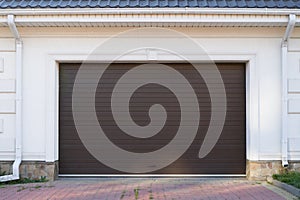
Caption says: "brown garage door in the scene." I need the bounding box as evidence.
[59,63,246,175]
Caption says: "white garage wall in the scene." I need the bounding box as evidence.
[0,27,299,162]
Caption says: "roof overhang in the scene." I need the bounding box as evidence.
[0,8,299,27]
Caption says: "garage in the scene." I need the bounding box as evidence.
[59,63,246,175]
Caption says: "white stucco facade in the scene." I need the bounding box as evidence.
[0,21,300,171]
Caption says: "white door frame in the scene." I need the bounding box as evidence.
[45,53,260,166]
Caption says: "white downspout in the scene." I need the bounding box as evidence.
[0,15,23,182]
[281,14,296,167]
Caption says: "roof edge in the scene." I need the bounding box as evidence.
[1,7,300,16]
[0,8,299,27]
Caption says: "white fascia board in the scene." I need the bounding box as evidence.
[1,8,300,15]
[14,14,289,23]
[0,8,299,27]
[6,13,298,27]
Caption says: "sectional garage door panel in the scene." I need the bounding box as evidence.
[59,63,246,174]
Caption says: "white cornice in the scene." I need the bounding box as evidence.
[0,8,300,15]
[0,8,299,27]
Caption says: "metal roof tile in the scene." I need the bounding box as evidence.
[275,0,286,8]
[28,0,40,7]
[139,0,149,7]
[198,0,209,7]
[98,0,110,8]
[254,0,266,8]
[0,0,299,8]
[237,0,247,8]
[217,0,227,7]
[208,0,218,7]
[246,0,257,8]
[227,0,238,8]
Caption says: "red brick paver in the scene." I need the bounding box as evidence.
[0,178,295,200]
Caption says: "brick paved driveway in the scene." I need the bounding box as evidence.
[0,178,297,200]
